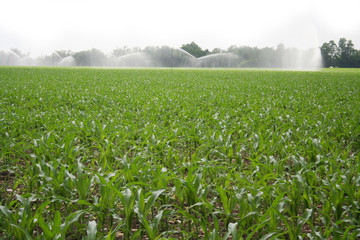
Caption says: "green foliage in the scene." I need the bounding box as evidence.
[320,38,360,68]
[181,41,209,58]
[0,67,360,239]
[73,48,107,66]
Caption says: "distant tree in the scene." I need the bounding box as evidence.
[36,55,53,66]
[275,43,286,67]
[211,48,223,54]
[73,48,106,66]
[10,48,29,58]
[258,47,277,67]
[320,40,338,67]
[144,46,171,67]
[181,42,209,58]
[112,46,131,57]
[73,51,90,66]
[338,38,358,67]
[228,45,261,67]
[55,50,73,58]
[320,38,360,68]
[132,47,142,53]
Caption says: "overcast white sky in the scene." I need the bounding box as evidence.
[1,0,360,56]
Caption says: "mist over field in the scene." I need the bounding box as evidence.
[0,44,323,69]
[1,0,360,68]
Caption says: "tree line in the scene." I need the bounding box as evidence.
[1,38,359,68]
[320,38,360,68]
[181,40,360,68]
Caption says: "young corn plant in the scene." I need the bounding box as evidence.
[37,210,88,239]
[117,187,136,239]
[0,195,48,239]
[66,161,93,201]
[92,171,123,232]
[134,188,166,240]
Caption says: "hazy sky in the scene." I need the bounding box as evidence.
[1,0,360,56]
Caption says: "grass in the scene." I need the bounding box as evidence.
[0,67,360,239]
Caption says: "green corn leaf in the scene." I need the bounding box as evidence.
[228,222,239,240]
[9,223,32,240]
[53,211,62,234]
[76,199,93,206]
[259,232,277,240]
[130,229,142,240]
[303,208,313,222]
[87,220,97,240]
[0,205,12,218]
[61,210,86,234]
[38,216,54,239]
[209,229,219,240]
[217,187,230,214]
[135,188,145,217]
[151,209,164,231]
[145,189,166,216]
[246,219,270,239]
[241,211,259,221]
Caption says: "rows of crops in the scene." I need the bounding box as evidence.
[1,67,360,239]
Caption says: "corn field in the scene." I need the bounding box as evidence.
[0,67,360,239]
